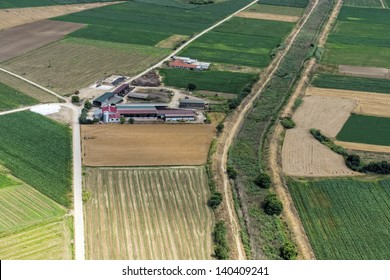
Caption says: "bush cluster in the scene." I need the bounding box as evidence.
[208,192,222,209]
[263,193,283,216]
[213,221,229,260]
[254,172,271,189]
[281,117,296,129]
[280,242,298,260]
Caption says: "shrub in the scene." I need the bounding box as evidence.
[254,172,271,189]
[280,242,298,260]
[281,117,296,129]
[213,221,229,260]
[263,193,283,216]
[120,117,125,124]
[345,154,361,171]
[208,192,223,209]
[188,83,197,91]
[84,100,92,110]
[216,123,224,134]
[227,166,237,179]
[128,118,134,124]
[71,95,80,104]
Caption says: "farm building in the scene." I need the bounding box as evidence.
[179,98,206,109]
[102,75,126,87]
[157,109,196,121]
[98,104,195,122]
[93,92,123,107]
[113,83,132,96]
[127,92,149,100]
[169,56,210,71]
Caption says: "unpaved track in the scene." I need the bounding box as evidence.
[235,12,299,22]
[269,0,343,259]
[212,0,320,259]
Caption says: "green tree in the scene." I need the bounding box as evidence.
[263,193,283,216]
[120,117,125,124]
[188,83,196,91]
[71,95,80,104]
[208,192,222,209]
[84,100,92,110]
[216,123,224,134]
[254,172,271,189]
[280,242,298,260]
[227,166,237,179]
[128,118,135,124]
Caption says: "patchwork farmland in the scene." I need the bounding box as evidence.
[0,111,72,206]
[0,82,37,111]
[84,167,214,260]
[0,171,71,260]
[0,0,120,9]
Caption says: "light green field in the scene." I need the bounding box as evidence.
[245,3,304,16]
[84,167,214,260]
[0,82,38,112]
[343,0,383,8]
[0,219,72,260]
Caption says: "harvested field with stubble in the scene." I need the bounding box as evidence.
[2,38,170,95]
[339,65,390,79]
[0,2,119,30]
[81,124,215,167]
[282,96,357,176]
[307,87,390,118]
[84,167,214,260]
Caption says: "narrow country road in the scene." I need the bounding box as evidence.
[0,106,32,115]
[212,0,320,259]
[0,68,85,260]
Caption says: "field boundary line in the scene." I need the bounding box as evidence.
[0,106,32,116]
[211,0,320,259]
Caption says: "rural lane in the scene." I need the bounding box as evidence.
[0,106,32,116]
[213,0,320,259]
[0,68,85,260]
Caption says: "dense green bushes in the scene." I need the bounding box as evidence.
[263,193,283,216]
[281,117,296,129]
[213,221,229,260]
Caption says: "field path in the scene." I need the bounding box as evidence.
[0,106,32,115]
[380,0,387,8]
[211,0,320,259]
[269,0,343,259]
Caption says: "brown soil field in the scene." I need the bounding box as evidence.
[235,11,299,22]
[2,38,169,95]
[155,34,189,49]
[0,20,84,62]
[84,167,214,260]
[0,70,58,102]
[307,87,390,118]
[282,96,357,176]
[339,65,390,79]
[47,106,73,125]
[0,3,119,31]
[81,124,215,166]
[335,141,390,154]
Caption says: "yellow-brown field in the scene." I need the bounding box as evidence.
[81,124,215,167]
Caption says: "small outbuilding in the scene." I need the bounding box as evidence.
[179,98,206,109]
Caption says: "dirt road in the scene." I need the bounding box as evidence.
[268,0,343,259]
[211,0,320,259]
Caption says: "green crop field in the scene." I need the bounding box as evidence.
[257,0,309,8]
[344,0,383,7]
[0,183,66,233]
[54,0,253,46]
[323,6,390,68]
[84,167,214,260]
[311,74,390,94]
[245,3,304,16]
[179,18,294,68]
[337,114,390,146]
[160,68,257,94]
[0,0,119,9]
[0,111,72,206]
[0,82,38,112]
[289,178,390,259]
[0,218,72,260]
[0,173,17,189]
